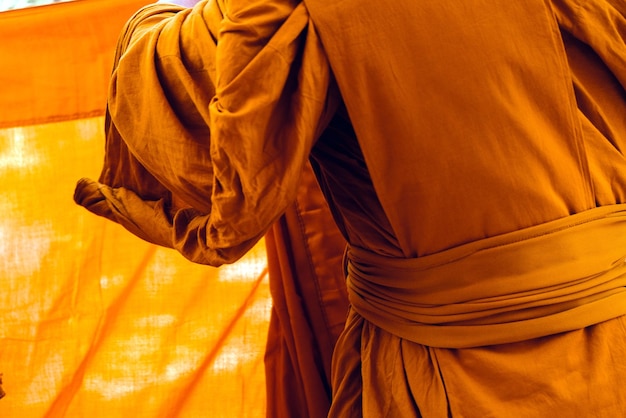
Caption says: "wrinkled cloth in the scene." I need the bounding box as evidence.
[75,0,338,266]
[75,2,348,417]
[264,161,348,418]
[74,0,626,416]
[347,205,626,348]
[329,308,626,418]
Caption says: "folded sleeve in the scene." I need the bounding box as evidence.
[74,0,338,266]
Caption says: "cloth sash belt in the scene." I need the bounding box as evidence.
[347,204,626,348]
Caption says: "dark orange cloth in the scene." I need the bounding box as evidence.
[265,162,348,418]
[74,0,626,416]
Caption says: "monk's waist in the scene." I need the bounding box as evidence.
[347,204,626,347]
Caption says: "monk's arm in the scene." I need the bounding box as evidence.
[75,1,338,266]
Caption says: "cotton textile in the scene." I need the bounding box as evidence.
[0,1,280,416]
[73,0,626,416]
[73,1,348,416]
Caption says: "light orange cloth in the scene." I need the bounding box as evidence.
[74,0,626,416]
[0,0,151,128]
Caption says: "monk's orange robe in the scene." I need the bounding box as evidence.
[75,0,626,416]
[75,2,348,417]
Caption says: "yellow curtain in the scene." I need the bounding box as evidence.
[0,1,269,416]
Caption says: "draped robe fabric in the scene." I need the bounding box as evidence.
[264,163,348,418]
[72,1,349,417]
[1,0,347,416]
[73,0,626,416]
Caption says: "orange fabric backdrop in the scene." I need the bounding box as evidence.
[0,1,270,416]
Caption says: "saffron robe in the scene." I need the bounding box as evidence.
[75,2,349,417]
[75,0,626,416]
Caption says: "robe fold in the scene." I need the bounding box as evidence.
[75,2,349,416]
[75,0,626,416]
[264,162,348,418]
